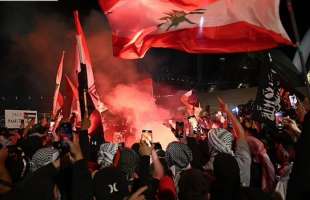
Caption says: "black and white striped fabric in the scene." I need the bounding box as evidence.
[207,128,234,156]
[30,147,59,172]
[165,142,193,172]
[97,143,119,169]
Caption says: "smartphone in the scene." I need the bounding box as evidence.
[188,116,199,134]
[231,106,239,115]
[289,95,297,109]
[275,112,283,128]
[59,122,73,140]
[49,121,55,132]
[141,130,152,147]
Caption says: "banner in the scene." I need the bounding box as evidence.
[254,53,281,123]
[5,110,38,129]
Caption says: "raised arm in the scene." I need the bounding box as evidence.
[151,148,164,180]
[22,118,35,138]
[67,134,93,200]
[218,97,245,140]
[181,90,195,116]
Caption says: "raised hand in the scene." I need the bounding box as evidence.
[217,97,229,114]
[139,141,153,156]
[66,134,83,162]
[128,186,148,200]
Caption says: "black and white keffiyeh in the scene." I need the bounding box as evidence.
[97,143,119,169]
[30,147,59,172]
[207,128,234,156]
[165,142,193,172]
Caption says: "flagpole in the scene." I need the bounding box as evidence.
[286,0,310,97]
[83,89,89,118]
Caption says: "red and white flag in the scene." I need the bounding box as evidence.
[65,75,82,123]
[52,51,65,118]
[73,11,108,114]
[99,0,292,59]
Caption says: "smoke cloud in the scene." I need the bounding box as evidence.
[4,9,176,148]
[83,11,176,147]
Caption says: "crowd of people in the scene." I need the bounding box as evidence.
[0,89,309,200]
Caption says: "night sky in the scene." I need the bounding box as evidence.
[0,0,309,113]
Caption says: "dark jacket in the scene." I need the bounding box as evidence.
[286,111,310,200]
[1,159,93,200]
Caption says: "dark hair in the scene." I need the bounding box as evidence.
[293,89,306,102]
[211,153,241,200]
[0,127,10,137]
[154,142,162,150]
[5,145,29,183]
[178,169,209,200]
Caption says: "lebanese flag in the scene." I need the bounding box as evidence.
[99,0,292,59]
[73,11,108,115]
[65,75,82,123]
[52,51,65,118]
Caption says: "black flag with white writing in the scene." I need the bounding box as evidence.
[254,53,281,123]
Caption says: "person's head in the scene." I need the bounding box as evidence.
[30,146,59,172]
[131,143,140,155]
[0,128,10,138]
[114,148,139,180]
[97,143,119,169]
[93,167,129,200]
[207,128,234,156]
[165,142,192,172]
[20,135,43,158]
[40,117,48,128]
[57,122,73,139]
[31,123,48,135]
[178,169,209,200]
[211,153,241,200]
[5,145,29,183]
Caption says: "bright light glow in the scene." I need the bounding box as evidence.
[199,16,205,28]
[232,107,239,115]
[198,16,205,35]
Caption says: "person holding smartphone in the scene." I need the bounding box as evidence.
[180,90,204,135]
[141,130,152,147]
[180,90,202,119]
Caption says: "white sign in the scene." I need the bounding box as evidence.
[5,110,38,129]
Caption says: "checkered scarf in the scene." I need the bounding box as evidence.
[97,143,119,169]
[208,128,234,156]
[205,128,234,171]
[30,147,59,172]
[166,142,193,173]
